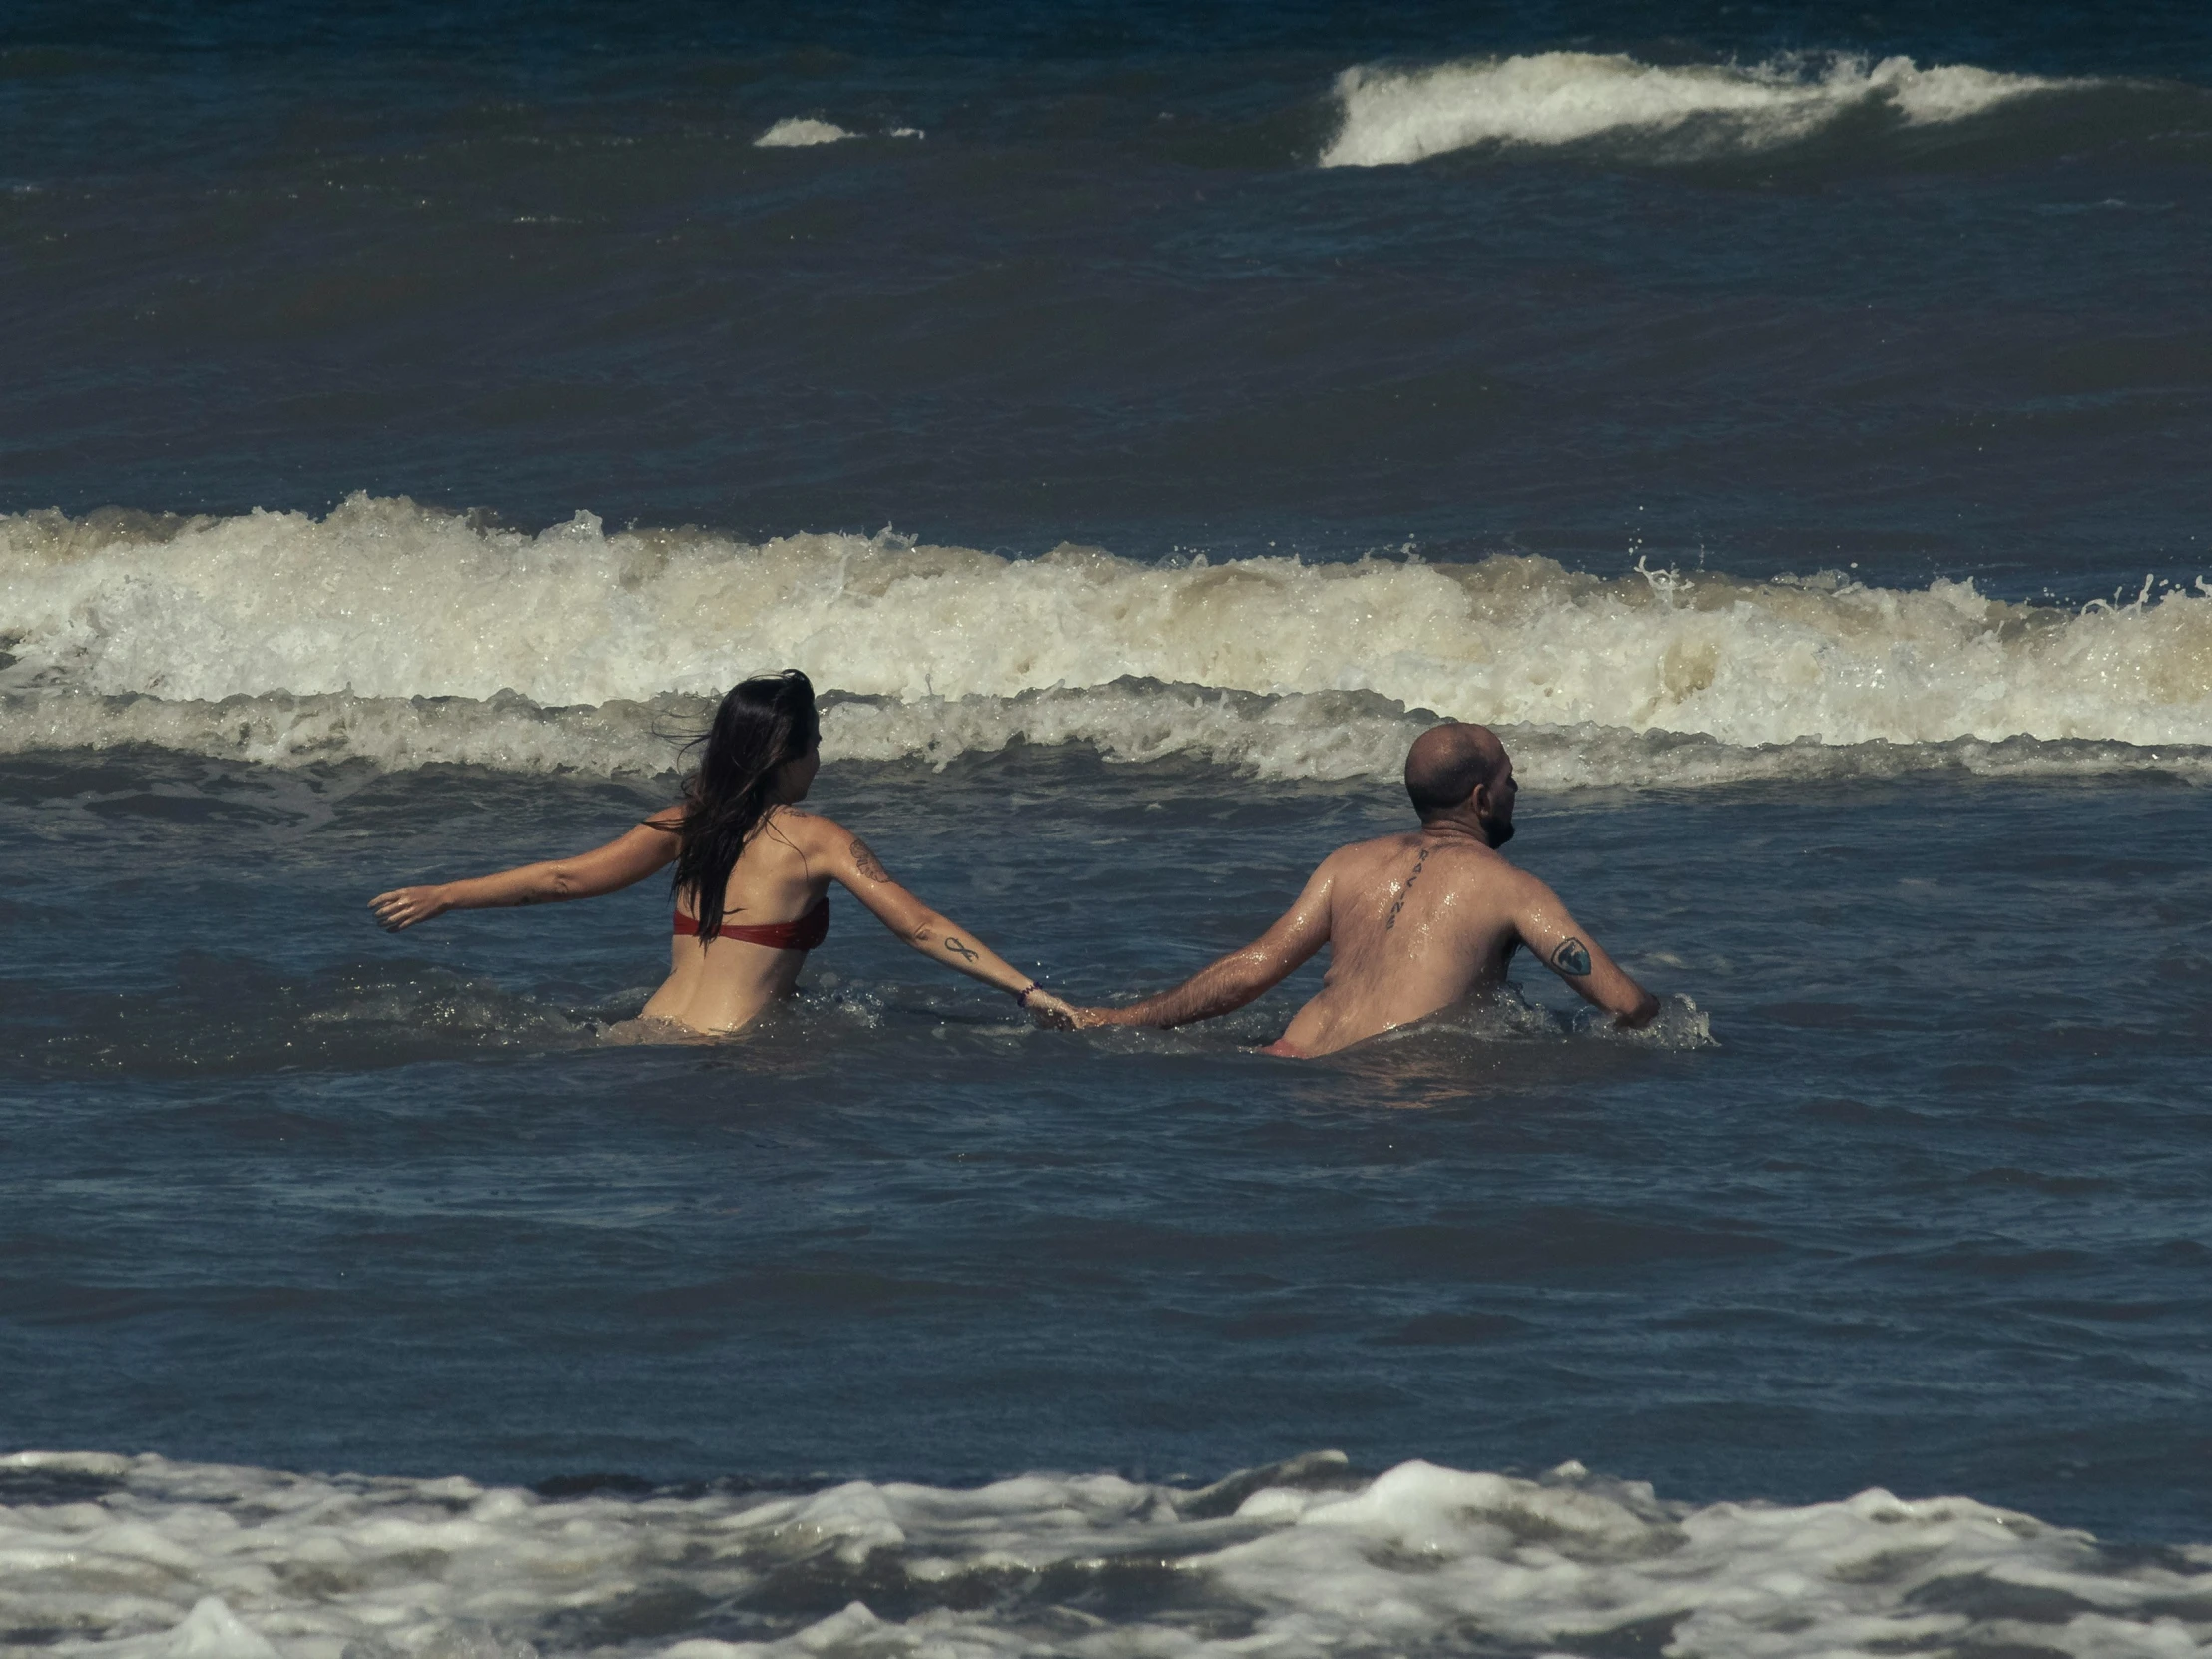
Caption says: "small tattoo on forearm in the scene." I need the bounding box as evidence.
[1551,937,1593,977]
[944,936,980,963]
[1385,845,1432,932]
[850,837,890,881]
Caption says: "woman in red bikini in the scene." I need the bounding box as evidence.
[368,670,1077,1037]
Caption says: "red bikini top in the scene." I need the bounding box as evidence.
[673,897,830,951]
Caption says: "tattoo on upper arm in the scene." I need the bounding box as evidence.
[1550,937,1593,977]
[944,936,980,964]
[1384,845,1433,932]
[850,837,890,882]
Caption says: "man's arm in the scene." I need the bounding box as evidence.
[1512,874,1659,1028]
[1080,858,1336,1030]
[369,809,683,931]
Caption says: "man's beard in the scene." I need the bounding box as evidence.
[1481,814,1515,848]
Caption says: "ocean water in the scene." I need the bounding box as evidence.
[6,2,2212,1654]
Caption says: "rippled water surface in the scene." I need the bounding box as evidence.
[5,1,2212,1653]
[7,753,2211,1540]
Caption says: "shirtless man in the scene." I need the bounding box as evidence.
[1072,722,1659,1055]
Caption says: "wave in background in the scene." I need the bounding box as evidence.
[753,119,922,148]
[4,494,2208,784]
[11,685,2212,790]
[1322,51,2081,167]
[5,1447,2207,1658]
[754,117,857,148]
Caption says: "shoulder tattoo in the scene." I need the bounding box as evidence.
[849,837,890,882]
[1549,937,1593,977]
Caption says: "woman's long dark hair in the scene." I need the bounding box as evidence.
[671,670,820,942]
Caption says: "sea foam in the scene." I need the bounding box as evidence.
[4,1448,2209,1658]
[3,495,2209,785]
[1322,51,2074,167]
[12,684,2209,790]
[753,117,856,148]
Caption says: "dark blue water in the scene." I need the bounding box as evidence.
[5,3,2212,1652]
[7,751,2210,1541]
[6,2,2211,591]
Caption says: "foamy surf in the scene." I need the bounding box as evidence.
[753,120,922,148]
[4,1448,2208,1658]
[10,683,2206,788]
[753,117,857,148]
[3,495,2209,783]
[1321,51,2079,167]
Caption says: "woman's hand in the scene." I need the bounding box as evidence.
[369,885,450,932]
[1033,999,1126,1030]
[1022,988,1081,1030]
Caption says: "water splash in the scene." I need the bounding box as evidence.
[1322,51,2080,168]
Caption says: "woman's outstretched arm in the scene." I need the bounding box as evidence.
[369,810,683,932]
[807,818,1076,1027]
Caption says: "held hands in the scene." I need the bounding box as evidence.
[369,885,450,932]
[1036,998,1123,1031]
[1019,987,1081,1030]
[1012,985,1121,1031]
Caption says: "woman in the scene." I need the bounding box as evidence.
[369,670,1077,1036]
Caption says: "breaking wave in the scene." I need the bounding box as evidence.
[9,684,2210,790]
[5,1447,2209,1658]
[1321,51,2081,167]
[754,119,921,148]
[3,494,2208,786]
[754,117,857,148]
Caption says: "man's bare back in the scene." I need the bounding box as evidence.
[1074,724,1658,1056]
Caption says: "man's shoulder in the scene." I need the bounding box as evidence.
[1486,859,1561,908]
[1335,829,1427,855]
[1323,831,1421,870]
[1333,829,1518,866]
[1382,832,1543,898]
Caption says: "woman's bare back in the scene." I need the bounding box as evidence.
[637,808,830,1034]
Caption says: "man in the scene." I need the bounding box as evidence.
[1073,723,1659,1056]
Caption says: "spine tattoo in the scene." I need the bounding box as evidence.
[1384,845,1433,932]
[1550,937,1593,977]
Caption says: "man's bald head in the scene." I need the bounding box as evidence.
[1404,722,1508,821]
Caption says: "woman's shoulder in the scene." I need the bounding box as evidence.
[763,806,853,850]
[767,808,889,880]
[768,809,900,888]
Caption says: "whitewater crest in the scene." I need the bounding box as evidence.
[4,1448,2211,1658]
[754,119,921,148]
[10,683,2208,789]
[2,494,2209,785]
[1321,51,2077,167]
[753,117,856,148]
